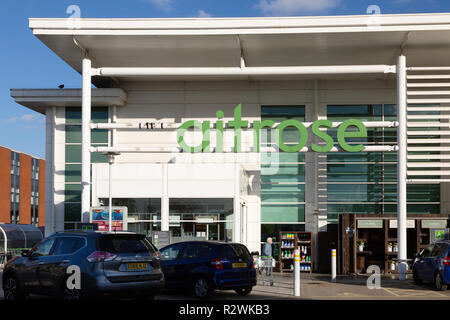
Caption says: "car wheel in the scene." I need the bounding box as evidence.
[3,274,25,301]
[193,278,212,299]
[434,272,448,291]
[413,268,422,285]
[235,286,253,296]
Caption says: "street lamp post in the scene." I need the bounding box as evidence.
[103,152,120,232]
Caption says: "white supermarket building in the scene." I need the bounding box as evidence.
[11,13,450,273]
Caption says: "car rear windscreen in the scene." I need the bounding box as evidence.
[218,244,251,260]
[230,244,251,260]
[99,234,155,254]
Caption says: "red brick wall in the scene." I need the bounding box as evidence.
[19,153,31,225]
[38,159,45,227]
[0,147,10,223]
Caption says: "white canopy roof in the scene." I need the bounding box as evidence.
[28,13,450,83]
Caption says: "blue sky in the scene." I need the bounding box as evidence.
[0,0,449,158]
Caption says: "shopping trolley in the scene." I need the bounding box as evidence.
[259,255,274,286]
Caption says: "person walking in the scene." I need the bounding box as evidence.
[259,237,274,286]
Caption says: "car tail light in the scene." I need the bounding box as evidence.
[86,251,117,262]
[152,251,162,259]
[211,259,224,270]
[444,256,450,267]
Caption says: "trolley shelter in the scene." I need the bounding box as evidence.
[0,224,44,267]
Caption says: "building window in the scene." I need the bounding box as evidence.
[64,107,109,229]
[169,198,233,242]
[260,106,306,260]
[31,158,40,226]
[98,198,162,237]
[324,104,440,223]
[10,151,20,223]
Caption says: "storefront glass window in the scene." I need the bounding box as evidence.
[64,107,109,230]
[325,104,440,223]
[98,198,162,237]
[260,106,306,254]
[169,198,233,243]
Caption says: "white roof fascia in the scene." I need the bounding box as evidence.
[29,13,450,36]
[11,88,127,114]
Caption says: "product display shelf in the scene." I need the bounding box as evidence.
[279,231,313,273]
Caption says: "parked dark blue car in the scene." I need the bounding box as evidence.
[160,241,257,298]
[412,240,450,291]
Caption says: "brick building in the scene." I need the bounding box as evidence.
[0,146,45,226]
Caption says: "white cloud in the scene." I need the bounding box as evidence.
[21,114,37,122]
[255,0,340,15]
[197,10,212,18]
[143,0,173,12]
[22,124,44,129]
[4,114,40,123]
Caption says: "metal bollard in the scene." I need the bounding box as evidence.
[331,249,337,282]
[294,249,300,296]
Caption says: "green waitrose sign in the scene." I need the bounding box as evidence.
[177,104,367,153]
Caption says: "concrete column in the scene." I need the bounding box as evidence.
[81,57,92,223]
[316,82,329,233]
[305,80,319,271]
[397,55,408,280]
[44,107,55,236]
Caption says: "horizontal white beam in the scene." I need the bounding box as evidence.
[407,162,450,168]
[407,179,450,184]
[93,65,396,77]
[408,67,450,71]
[408,138,450,144]
[91,121,399,130]
[407,90,450,95]
[407,115,450,120]
[407,83,450,88]
[91,145,398,154]
[408,107,450,112]
[407,122,450,128]
[408,154,450,160]
[408,146,450,151]
[408,130,450,136]
[408,170,450,176]
[408,98,450,104]
[407,75,450,80]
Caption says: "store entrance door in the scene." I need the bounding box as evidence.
[195,224,208,239]
[193,223,220,241]
[169,219,223,242]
